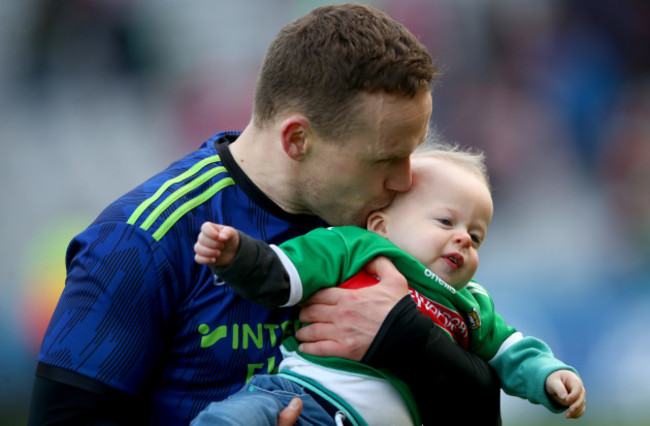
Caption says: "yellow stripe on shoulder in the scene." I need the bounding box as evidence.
[127,155,223,226]
[152,176,234,241]
[126,155,235,241]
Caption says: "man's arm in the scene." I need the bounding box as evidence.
[363,296,502,425]
[31,224,171,425]
[30,364,305,426]
[28,364,143,425]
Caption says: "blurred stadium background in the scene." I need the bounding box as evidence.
[1,0,649,424]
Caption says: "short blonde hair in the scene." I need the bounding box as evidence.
[413,133,491,191]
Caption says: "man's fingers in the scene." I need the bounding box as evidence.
[296,321,367,361]
[298,302,336,324]
[364,256,408,295]
[295,322,337,343]
[362,255,388,275]
[298,340,346,358]
[295,264,406,362]
[277,397,302,426]
[363,256,395,277]
[300,287,344,307]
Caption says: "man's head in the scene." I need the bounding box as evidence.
[368,145,493,289]
[253,3,436,139]
[251,3,437,226]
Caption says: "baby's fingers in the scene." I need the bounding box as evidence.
[200,222,221,238]
[546,379,568,401]
[564,387,586,419]
[215,225,237,243]
[194,242,220,264]
[565,399,585,419]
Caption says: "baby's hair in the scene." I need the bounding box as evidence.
[414,130,491,191]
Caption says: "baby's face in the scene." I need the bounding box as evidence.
[369,158,493,290]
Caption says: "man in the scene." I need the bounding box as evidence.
[29,4,500,425]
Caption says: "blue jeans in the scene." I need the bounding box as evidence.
[191,374,342,426]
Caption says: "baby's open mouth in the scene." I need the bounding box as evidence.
[445,254,463,268]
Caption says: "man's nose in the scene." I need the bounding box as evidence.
[385,158,412,193]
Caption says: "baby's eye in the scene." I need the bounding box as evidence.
[437,218,453,226]
[470,234,482,245]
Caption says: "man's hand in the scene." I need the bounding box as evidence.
[546,370,586,419]
[296,256,408,361]
[277,397,302,426]
[194,222,240,266]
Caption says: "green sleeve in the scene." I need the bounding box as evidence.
[214,226,438,308]
[459,282,576,412]
[278,226,405,302]
[489,335,578,413]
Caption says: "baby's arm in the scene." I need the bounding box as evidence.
[545,370,586,419]
[193,221,294,308]
[194,222,240,267]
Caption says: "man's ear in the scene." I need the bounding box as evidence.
[367,211,389,237]
[280,117,310,161]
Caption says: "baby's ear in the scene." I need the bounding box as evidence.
[367,211,388,237]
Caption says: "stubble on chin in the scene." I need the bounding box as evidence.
[323,206,367,227]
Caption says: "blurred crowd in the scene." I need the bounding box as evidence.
[1,0,649,424]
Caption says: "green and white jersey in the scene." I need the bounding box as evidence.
[277,226,515,359]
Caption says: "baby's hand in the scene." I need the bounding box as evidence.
[194,222,240,267]
[545,370,586,419]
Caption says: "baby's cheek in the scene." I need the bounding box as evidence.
[468,254,480,275]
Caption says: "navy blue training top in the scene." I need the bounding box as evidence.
[37,132,326,424]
